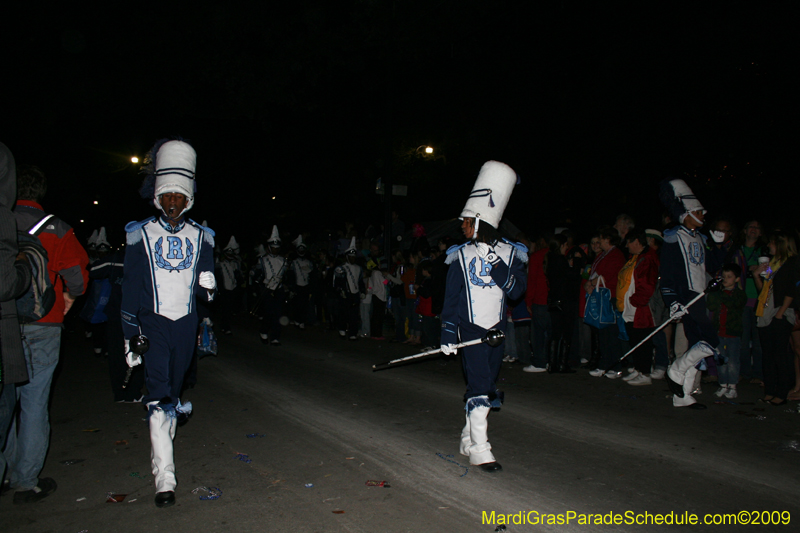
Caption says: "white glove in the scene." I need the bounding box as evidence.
[199,271,216,290]
[710,230,725,243]
[124,340,142,368]
[440,343,458,355]
[669,302,688,320]
[475,242,491,258]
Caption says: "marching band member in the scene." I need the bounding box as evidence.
[659,178,720,409]
[253,226,287,345]
[440,161,528,472]
[121,139,216,507]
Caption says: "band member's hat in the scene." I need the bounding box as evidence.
[659,178,706,224]
[460,161,517,230]
[268,225,281,245]
[345,237,357,256]
[87,229,99,251]
[96,227,110,250]
[224,236,240,252]
[292,235,306,250]
[153,140,197,212]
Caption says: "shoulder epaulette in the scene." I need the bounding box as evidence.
[445,243,467,265]
[124,217,156,245]
[663,226,680,243]
[189,219,216,246]
[501,239,530,263]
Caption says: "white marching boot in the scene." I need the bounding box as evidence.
[667,342,714,409]
[149,402,178,506]
[466,397,502,472]
[459,414,472,457]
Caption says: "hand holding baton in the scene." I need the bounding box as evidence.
[619,277,722,363]
[372,329,505,371]
[122,334,149,389]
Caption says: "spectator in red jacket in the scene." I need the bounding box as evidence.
[585,226,626,378]
[6,165,88,503]
[524,231,552,372]
[617,229,660,386]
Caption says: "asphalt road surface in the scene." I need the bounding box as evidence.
[2,317,799,532]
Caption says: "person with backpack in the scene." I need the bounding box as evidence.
[5,164,89,503]
[0,143,34,495]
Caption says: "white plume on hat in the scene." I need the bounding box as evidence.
[153,140,196,213]
[224,236,239,252]
[268,225,281,245]
[345,236,357,255]
[96,227,110,248]
[87,229,99,250]
[292,235,306,249]
[460,160,517,230]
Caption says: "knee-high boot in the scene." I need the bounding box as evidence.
[558,339,576,373]
[546,339,558,373]
[459,414,471,457]
[466,397,501,471]
[149,402,177,494]
[667,342,714,407]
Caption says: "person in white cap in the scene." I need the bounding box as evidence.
[253,225,287,345]
[288,234,314,329]
[121,138,217,507]
[440,161,528,472]
[334,237,365,340]
[215,236,243,335]
[658,178,721,409]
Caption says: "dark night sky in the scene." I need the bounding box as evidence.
[3,3,794,247]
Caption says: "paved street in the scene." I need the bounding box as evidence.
[2,317,799,532]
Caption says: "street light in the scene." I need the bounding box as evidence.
[415,145,434,155]
[425,146,433,154]
[131,156,139,164]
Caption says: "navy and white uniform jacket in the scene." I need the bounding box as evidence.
[216,257,242,291]
[660,225,713,308]
[290,257,314,288]
[440,240,528,346]
[255,254,287,291]
[121,217,215,339]
[335,263,364,295]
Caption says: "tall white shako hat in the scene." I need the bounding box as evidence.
[658,178,706,225]
[224,236,240,253]
[345,236,357,256]
[459,160,517,236]
[152,140,197,213]
[267,225,281,246]
[87,229,99,251]
[96,227,110,250]
[292,234,307,251]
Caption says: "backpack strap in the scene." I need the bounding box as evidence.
[28,214,55,236]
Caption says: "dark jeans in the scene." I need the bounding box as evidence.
[514,322,532,365]
[759,318,793,399]
[627,325,655,374]
[529,304,551,368]
[371,298,386,337]
[740,305,763,379]
[597,323,622,372]
[420,315,440,347]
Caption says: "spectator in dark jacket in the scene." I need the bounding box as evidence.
[0,142,33,489]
